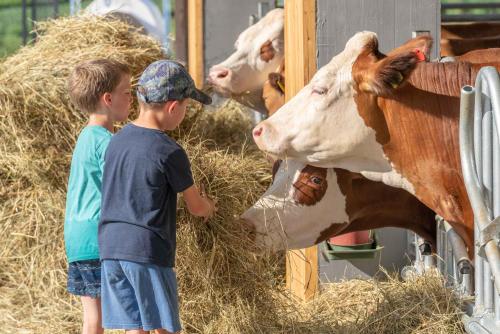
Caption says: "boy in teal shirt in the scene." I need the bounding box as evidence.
[64,59,131,334]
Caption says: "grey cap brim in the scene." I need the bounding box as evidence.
[190,88,212,105]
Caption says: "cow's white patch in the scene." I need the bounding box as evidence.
[241,160,348,251]
[360,168,416,195]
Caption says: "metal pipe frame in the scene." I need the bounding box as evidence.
[460,69,500,295]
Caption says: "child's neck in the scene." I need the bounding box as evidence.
[134,110,174,132]
[88,113,114,132]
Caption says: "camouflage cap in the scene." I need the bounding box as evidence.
[137,60,212,105]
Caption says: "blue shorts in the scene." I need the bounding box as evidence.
[67,259,101,298]
[101,259,181,332]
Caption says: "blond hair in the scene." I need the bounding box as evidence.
[68,59,130,113]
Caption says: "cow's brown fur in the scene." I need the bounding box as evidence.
[260,40,276,62]
[330,169,436,245]
[457,48,500,63]
[288,165,437,246]
[441,22,500,40]
[441,35,500,57]
[263,61,285,115]
[292,165,328,206]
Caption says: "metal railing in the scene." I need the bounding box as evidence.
[460,66,500,334]
[435,217,473,296]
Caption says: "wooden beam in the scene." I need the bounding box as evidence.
[187,0,204,88]
[284,0,318,302]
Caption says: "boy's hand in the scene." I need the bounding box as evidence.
[200,184,217,222]
[183,184,217,221]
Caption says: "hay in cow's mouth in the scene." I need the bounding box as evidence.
[0,15,464,334]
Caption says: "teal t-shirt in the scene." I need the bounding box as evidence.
[64,125,112,263]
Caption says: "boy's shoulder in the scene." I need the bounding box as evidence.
[112,124,185,155]
[78,125,112,141]
[75,126,112,151]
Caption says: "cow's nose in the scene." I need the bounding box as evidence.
[209,67,230,81]
[253,126,263,137]
[216,69,229,78]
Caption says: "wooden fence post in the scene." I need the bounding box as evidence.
[187,0,204,88]
[284,0,318,302]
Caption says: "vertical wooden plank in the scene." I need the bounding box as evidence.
[187,0,204,88]
[175,0,188,62]
[284,0,318,302]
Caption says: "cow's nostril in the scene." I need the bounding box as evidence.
[253,126,263,137]
[217,70,229,78]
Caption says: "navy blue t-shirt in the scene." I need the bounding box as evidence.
[99,123,194,267]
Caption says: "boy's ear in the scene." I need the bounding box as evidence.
[356,36,432,96]
[102,92,112,106]
[166,100,182,114]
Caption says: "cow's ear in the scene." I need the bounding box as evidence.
[357,35,432,95]
[358,51,422,95]
[387,35,433,60]
[268,72,285,94]
[260,40,276,62]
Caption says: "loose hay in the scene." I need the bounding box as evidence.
[0,15,465,333]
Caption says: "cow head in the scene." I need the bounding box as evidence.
[252,32,432,172]
[241,159,348,251]
[207,8,284,113]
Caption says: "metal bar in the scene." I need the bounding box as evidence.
[492,88,500,324]
[442,3,500,10]
[483,111,494,313]
[442,14,500,22]
[460,70,500,295]
[444,221,470,265]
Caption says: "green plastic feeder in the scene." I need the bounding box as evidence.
[322,233,384,260]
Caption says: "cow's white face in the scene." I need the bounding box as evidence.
[252,31,432,173]
[207,9,284,101]
[241,160,348,251]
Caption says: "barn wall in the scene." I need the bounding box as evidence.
[204,0,276,75]
[316,0,440,66]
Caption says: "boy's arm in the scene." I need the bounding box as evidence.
[182,185,217,220]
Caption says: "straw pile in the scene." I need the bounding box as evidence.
[0,15,465,333]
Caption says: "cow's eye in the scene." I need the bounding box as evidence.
[312,87,327,95]
[310,176,323,185]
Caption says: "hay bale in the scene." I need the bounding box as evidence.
[0,15,465,334]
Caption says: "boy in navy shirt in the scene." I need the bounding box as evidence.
[99,60,216,334]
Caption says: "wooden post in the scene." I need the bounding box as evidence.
[187,0,204,88]
[284,0,318,302]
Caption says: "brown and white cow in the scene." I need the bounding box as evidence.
[241,160,436,251]
[207,8,284,113]
[252,32,500,256]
